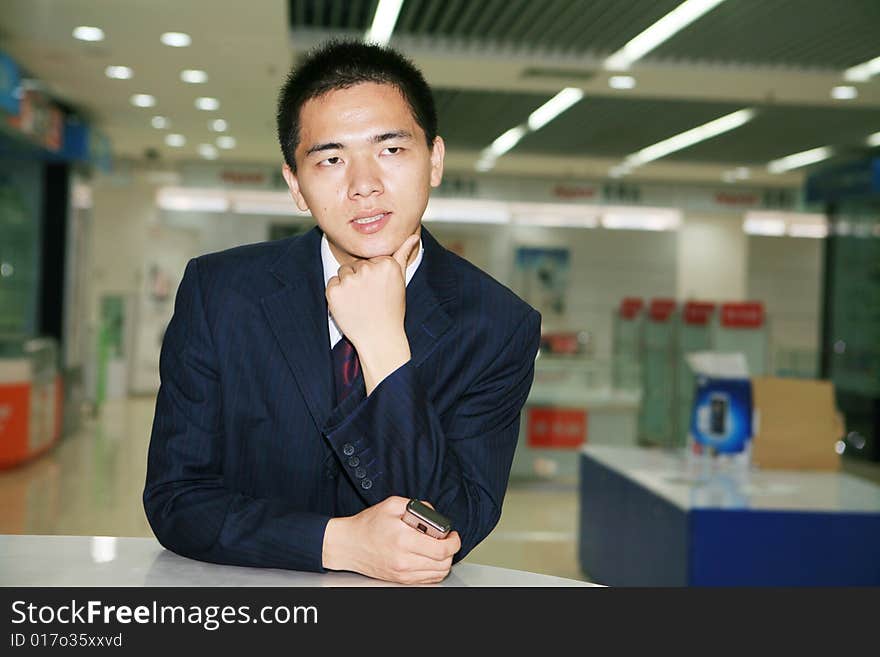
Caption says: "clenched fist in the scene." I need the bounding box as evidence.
[326,234,421,394]
[322,496,462,585]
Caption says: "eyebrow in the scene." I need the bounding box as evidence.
[304,130,413,157]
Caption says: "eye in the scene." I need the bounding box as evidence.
[319,156,341,166]
[382,147,402,155]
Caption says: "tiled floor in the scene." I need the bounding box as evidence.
[0,397,591,581]
[3,396,879,585]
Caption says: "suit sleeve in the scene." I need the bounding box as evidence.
[143,258,331,572]
[322,307,541,562]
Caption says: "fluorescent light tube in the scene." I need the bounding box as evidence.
[161,32,191,47]
[181,69,208,84]
[511,203,600,228]
[601,207,681,231]
[423,198,510,224]
[130,94,156,108]
[488,125,528,157]
[198,144,219,160]
[527,88,584,131]
[157,188,229,213]
[788,223,828,239]
[195,97,220,111]
[73,26,104,42]
[868,132,880,147]
[604,0,727,70]
[843,55,880,82]
[745,211,827,239]
[105,66,133,80]
[609,75,636,90]
[365,0,404,45]
[743,216,786,236]
[767,146,833,174]
[831,85,857,100]
[624,108,754,167]
[164,134,186,147]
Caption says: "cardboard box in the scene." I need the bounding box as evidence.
[750,377,844,471]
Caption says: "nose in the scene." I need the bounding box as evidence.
[347,155,383,200]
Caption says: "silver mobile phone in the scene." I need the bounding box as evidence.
[402,499,452,539]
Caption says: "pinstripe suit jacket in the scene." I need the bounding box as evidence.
[143,226,541,572]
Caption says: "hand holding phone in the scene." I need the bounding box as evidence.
[401,498,452,539]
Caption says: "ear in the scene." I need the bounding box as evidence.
[281,164,309,213]
[429,136,445,188]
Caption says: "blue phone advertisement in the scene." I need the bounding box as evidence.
[690,376,753,454]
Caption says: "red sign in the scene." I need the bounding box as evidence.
[714,192,758,206]
[0,383,31,468]
[527,407,587,449]
[649,298,677,322]
[720,302,764,328]
[683,301,716,325]
[619,297,643,320]
[541,332,581,355]
[220,170,267,185]
[553,184,596,200]
[7,90,64,152]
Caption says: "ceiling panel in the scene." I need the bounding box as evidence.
[665,104,880,164]
[434,88,550,148]
[290,0,379,31]
[291,0,684,55]
[647,0,880,69]
[515,96,745,157]
[290,0,879,70]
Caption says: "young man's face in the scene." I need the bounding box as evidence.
[282,82,445,266]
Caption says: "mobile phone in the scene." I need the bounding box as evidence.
[402,499,452,539]
[709,393,728,435]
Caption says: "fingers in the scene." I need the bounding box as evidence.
[396,569,451,585]
[392,234,420,272]
[402,530,457,561]
[387,555,453,584]
[381,495,410,516]
[336,264,356,280]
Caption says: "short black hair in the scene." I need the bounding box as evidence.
[276,39,437,171]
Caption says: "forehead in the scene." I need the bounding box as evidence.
[298,82,421,140]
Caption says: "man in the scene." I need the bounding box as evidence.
[143,40,541,585]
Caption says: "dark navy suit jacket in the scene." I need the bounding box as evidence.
[143,226,541,572]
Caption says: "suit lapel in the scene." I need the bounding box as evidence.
[262,228,334,430]
[404,228,455,367]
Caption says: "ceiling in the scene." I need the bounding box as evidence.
[0,0,878,187]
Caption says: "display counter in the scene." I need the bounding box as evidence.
[0,535,598,587]
[0,337,62,469]
[512,356,640,480]
[578,445,880,586]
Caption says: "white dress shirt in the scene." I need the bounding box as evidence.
[321,234,424,349]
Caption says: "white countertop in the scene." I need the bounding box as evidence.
[582,445,880,513]
[0,535,597,587]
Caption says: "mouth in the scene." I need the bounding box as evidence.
[349,211,392,235]
[351,211,390,225]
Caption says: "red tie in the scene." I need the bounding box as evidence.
[332,336,360,404]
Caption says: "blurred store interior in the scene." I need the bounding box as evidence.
[1,0,880,585]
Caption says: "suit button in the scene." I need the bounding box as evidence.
[355,466,366,479]
[361,478,372,490]
[342,443,355,456]
[348,456,360,467]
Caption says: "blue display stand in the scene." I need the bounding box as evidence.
[579,445,880,586]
